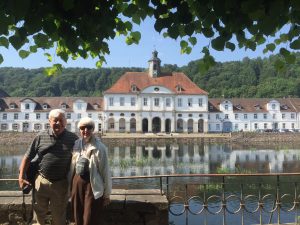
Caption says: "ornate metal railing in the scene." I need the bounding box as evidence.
[114,173,300,225]
[2,173,300,225]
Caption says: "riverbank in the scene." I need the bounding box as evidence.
[1,131,300,147]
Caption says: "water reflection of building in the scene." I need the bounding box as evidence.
[1,144,300,178]
[108,144,300,176]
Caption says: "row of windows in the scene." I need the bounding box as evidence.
[209,122,295,131]
[109,97,204,107]
[211,113,296,120]
[1,112,98,120]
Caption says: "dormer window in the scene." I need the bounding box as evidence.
[9,103,16,109]
[93,104,98,109]
[154,87,159,92]
[236,104,243,110]
[42,104,48,109]
[61,103,67,109]
[25,103,30,110]
[176,85,182,92]
[281,105,288,110]
[254,104,261,110]
[131,84,137,92]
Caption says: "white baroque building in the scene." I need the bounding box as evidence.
[0,51,300,133]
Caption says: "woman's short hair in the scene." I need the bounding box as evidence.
[49,109,66,119]
[78,117,95,129]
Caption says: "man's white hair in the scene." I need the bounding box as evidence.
[78,117,95,129]
[49,109,66,119]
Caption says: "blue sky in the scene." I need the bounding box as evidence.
[0,17,282,69]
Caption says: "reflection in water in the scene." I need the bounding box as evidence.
[1,143,300,179]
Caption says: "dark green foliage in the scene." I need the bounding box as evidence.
[1,53,300,98]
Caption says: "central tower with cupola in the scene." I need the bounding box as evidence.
[148,50,161,78]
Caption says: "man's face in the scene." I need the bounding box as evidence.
[49,113,66,136]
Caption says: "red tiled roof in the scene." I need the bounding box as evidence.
[209,98,300,112]
[104,72,208,95]
[0,97,103,112]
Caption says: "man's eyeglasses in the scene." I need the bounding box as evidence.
[79,125,94,131]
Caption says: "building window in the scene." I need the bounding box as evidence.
[45,123,50,129]
[225,114,228,119]
[120,113,124,116]
[131,113,135,117]
[25,103,30,110]
[61,104,67,109]
[131,97,136,106]
[77,103,82,110]
[154,98,159,106]
[216,114,220,119]
[188,114,193,117]
[178,114,182,117]
[208,114,210,120]
[25,113,29,120]
[282,114,285,119]
[198,98,203,107]
[88,113,92,118]
[225,105,228,110]
[234,124,238,130]
[244,123,248,129]
[235,114,238,119]
[98,123,102,132]
[46,113,49,119]
[143,98,148,106]
[67,113,71,119]
[264,114,267,119]
[273,114,276,119]
[188,98,193,107]
[282,123,286,129]
[77,113,81,119]
[292,123,295,129]
[272,104,276,110]
[291,113,295,119]
[120,97,125,106]
[14,113,18,120]
[36,113,40,119]
[166,98,171,107]
[264,123,267,129]
[34,124,41,130]
[244,114,247,119]
[254,114,257,119]
[10,104,15,109]
[178,98,182,107]
[254,123,258,129]
[110,122,114,129]
[216,124,220,130]
[2,113,7,120]
[1,124,8,130]
[43,104,48,109]
[13,123,19,130]
[109,97,114,106]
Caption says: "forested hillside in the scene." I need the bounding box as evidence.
[0,53,300,98]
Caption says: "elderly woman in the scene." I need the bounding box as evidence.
[70,117,111,225]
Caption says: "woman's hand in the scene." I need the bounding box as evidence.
[103,197,111,206]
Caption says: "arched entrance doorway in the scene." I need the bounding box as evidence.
[119,118,125,133]
[142,118,148,133]
[198,119,204,133]
[130,118,136,132]
[176,119,183,133]
[152,117,161,133]
[187,119,193,133]
[165,119,171,133]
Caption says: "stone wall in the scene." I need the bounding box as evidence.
[0,189,168,225]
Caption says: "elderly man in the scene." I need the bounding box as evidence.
[19,109,78,225]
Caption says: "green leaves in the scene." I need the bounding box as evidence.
[125,31,141,45]
[0,37,9,48]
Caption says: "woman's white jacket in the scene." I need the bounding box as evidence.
[70,136,112,199]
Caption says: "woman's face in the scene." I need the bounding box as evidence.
[79,124,94,141]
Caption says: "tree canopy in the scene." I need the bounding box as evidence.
[1,0,300,74]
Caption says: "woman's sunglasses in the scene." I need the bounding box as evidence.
[79,125,94,130]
